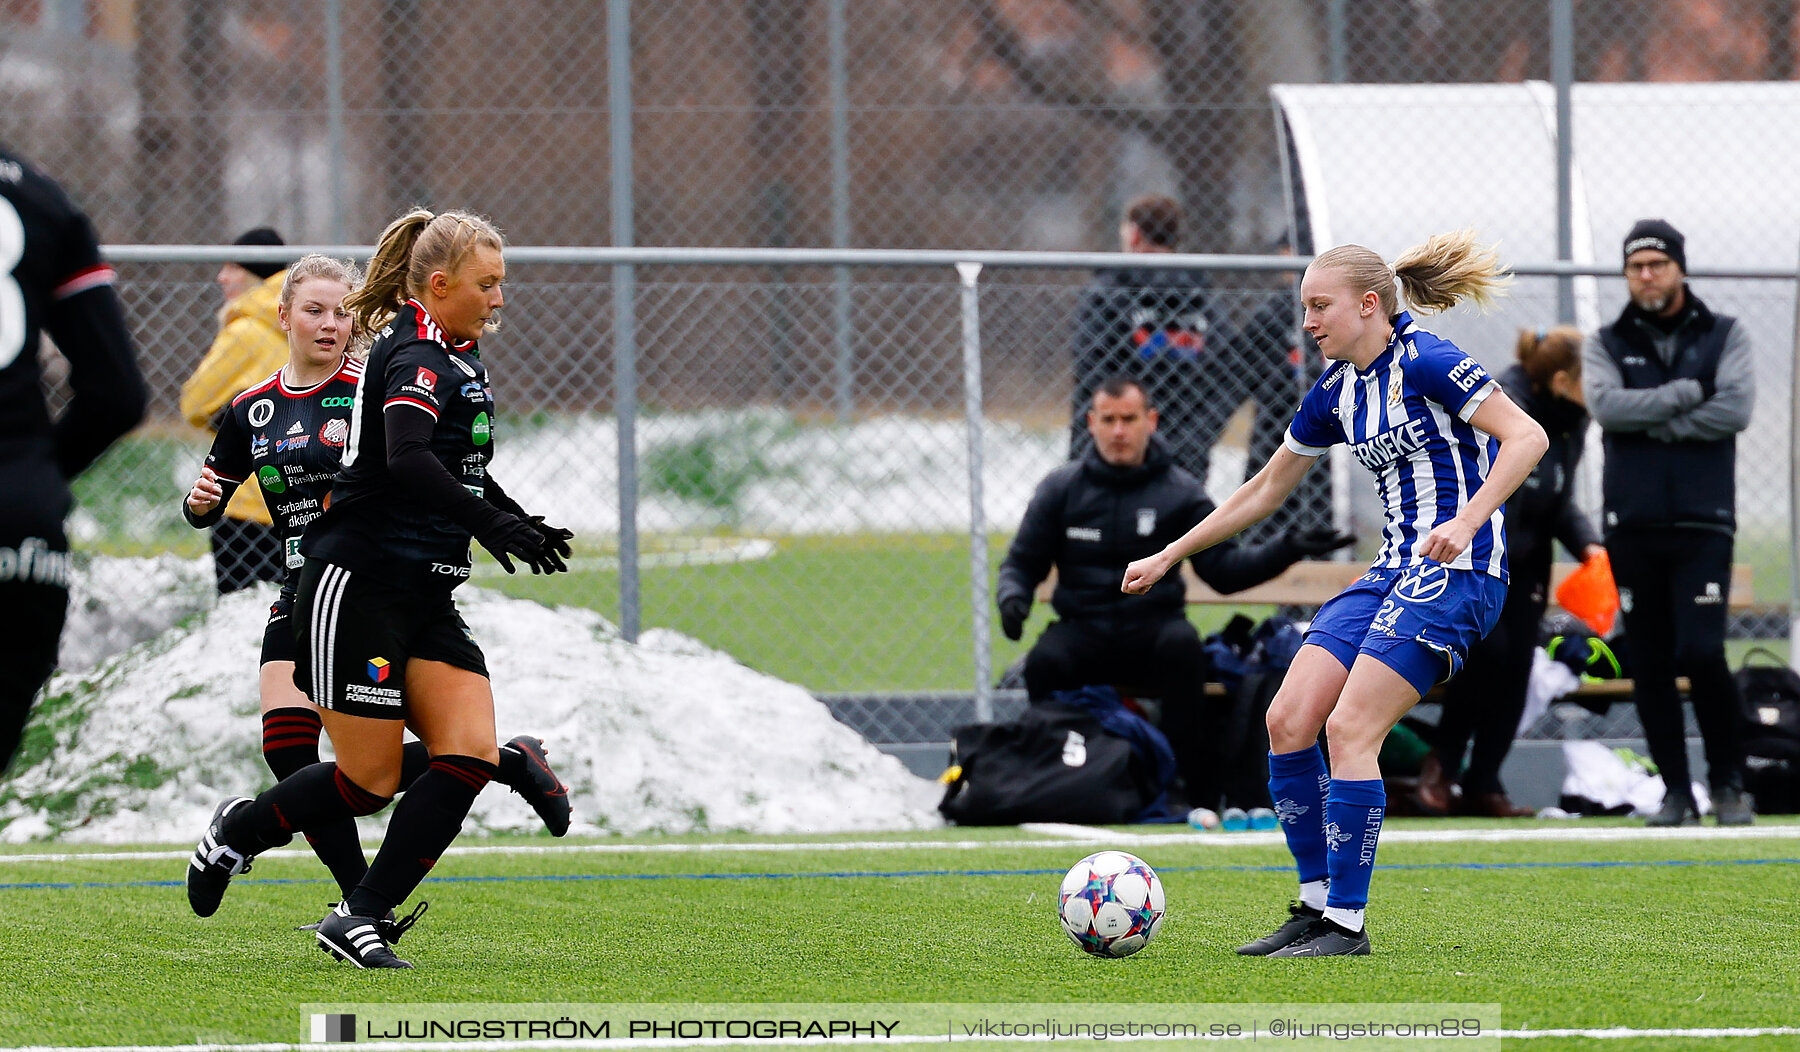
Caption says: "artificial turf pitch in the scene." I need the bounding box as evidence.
[3,820,1797,1050]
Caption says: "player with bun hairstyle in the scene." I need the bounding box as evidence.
[1123,231,1548,956]
[185,210,576,969]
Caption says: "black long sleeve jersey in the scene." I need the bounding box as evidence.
[184,358,363,594]
[1,148,146,558]
[301,299,505,587]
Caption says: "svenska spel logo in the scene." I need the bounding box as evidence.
[367,657,390,683]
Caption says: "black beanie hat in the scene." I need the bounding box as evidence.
[1622,219,1685,273]
[231,227,287,280]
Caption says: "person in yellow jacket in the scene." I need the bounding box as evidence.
[179,227,292,594]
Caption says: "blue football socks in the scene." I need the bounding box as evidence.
[1323,777,1386,932]
[1268,745,1331,900]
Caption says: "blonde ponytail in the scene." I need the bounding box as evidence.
[1391,229,1511,314]
[344,208,433,336]
[1311,231,1511,318]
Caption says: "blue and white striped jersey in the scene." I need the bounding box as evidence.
[1284,311,1507,580]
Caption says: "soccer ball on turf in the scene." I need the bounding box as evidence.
[1057,850,1165,958]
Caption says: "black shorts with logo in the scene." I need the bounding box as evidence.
[261,590,297,666]
[291,558,488,720]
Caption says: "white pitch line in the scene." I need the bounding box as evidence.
[7,1026,1800,1052]
[3,823,1798,866]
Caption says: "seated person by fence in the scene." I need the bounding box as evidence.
[995,375,1352,812]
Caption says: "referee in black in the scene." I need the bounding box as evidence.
[1583,219,1753,827]
[0,146,146,776]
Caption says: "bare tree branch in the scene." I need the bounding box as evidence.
[965,0,1165,137]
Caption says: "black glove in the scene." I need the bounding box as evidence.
[526,515,575,574]
[474,514,548,575]
[1284,525,1356,558]
[998,596,1030,642]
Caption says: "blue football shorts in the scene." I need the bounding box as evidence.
[1304,563,1507,695]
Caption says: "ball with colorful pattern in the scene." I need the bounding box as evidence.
[1057,850,1165,958]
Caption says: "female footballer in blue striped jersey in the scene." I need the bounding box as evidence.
[1123,231,1548,956]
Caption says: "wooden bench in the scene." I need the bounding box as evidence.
[1033,561,1761,700]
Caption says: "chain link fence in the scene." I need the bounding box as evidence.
[5,1,1800,250]
[7,1,1800,714]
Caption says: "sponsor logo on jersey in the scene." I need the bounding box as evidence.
[275,497,319,516]
[0,537,72,588]
[415,368,437,392]
[1135,508,1156,536]
[461,453,487,478]
[471,411,491,446]
[1448,355,1486,392]
[319,418,349,447]
[1066,527,1101,541]
[367,657,390,683]
[250,434,269,458]
[1696,581,1723,605]
[1350,418,1428,472]
[257,465,286,493]
[430,562,471,577]
[319,396,355,408]
[247,398,275,427]
[286,421,304,435]
[460,380,488,402]
[275,434,310,452]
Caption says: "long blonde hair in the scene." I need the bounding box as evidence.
[343,208,506,336]
[1312,229,1511,317]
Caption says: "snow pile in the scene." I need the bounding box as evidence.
[2,558,940,843]
[59,554,216,671]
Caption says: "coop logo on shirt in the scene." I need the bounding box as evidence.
[471,412,491,446]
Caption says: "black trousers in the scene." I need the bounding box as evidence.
[1434,569,1546,795]
[1022,616,1214,807]
[211,517,284,595]
[0,578,69,776]
[1610,528,1743,794]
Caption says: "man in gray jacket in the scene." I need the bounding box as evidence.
[1582,219,1753,826]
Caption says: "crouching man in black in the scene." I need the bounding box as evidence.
[997,375,1351,807]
